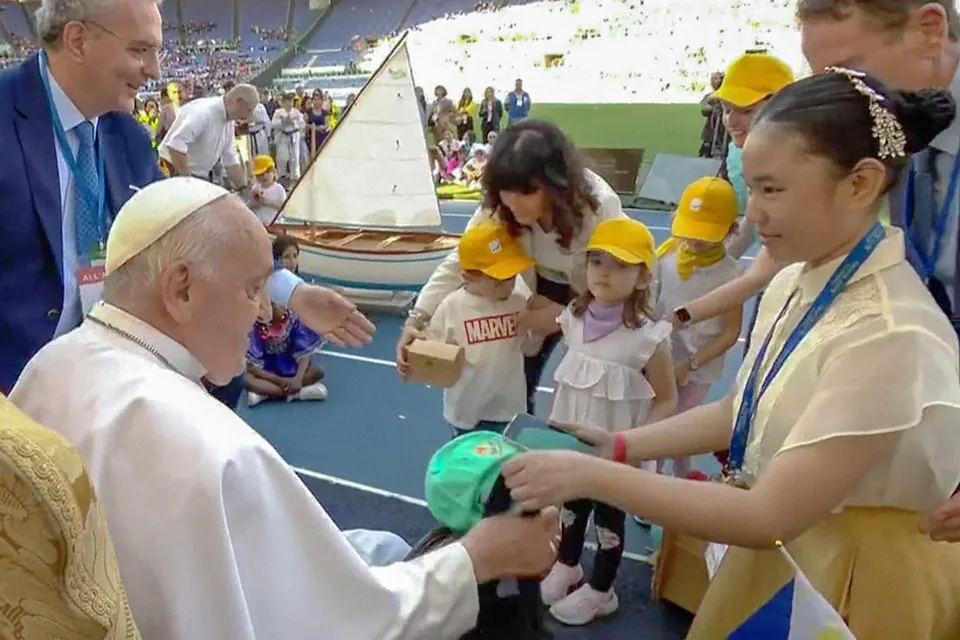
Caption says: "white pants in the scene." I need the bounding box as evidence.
[275,132,301,180]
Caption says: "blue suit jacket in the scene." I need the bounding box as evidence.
[0,55,164,393]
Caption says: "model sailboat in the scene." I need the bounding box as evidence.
[267,32,461,296]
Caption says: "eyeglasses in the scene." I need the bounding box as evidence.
[83,20,166,65]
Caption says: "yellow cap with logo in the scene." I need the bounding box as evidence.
[458,221,534,280]
[672,177,739,243]
[253,155,275,176]
[586,218,656,266]
[715,52,795,108]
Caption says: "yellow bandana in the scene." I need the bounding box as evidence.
[656,237,727,281]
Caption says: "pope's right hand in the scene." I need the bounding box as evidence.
[461,507,560,583]
[395,322,424,379]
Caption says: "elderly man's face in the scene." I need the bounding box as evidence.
[184,197,274,384]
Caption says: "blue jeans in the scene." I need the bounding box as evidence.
[452,420,509,439]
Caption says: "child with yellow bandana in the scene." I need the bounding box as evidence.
[654,177,744,478]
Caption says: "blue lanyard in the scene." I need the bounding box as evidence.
[725,222,887,476]
[38,51,109,247]
[903,148,960,284]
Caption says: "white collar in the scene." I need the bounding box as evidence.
[41,55,99,134]
[795,226,905,305]
[87,302,207,382]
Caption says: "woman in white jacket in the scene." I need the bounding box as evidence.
[396,119,628,413]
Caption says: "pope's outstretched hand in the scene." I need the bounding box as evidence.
[288,284,376,348]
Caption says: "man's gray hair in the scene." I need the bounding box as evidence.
[102,199,228,305]
[35,0,162,44]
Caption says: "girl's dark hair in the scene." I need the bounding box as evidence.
[482,119,600,249]
[272,234,299,261]
[569,255,653,329]
[754,71,955,192]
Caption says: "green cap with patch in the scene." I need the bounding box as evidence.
[425,431,526,533]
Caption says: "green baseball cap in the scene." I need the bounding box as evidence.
[425,431,526,533]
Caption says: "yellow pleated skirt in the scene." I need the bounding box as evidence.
[687,508,960,640]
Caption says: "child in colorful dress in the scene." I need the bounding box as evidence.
[245,235,327,406]
[542,217,678,625]
[654,177,743,478]
[417,221,534,437]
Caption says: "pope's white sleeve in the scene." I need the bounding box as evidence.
[266,269,304,308]
[222,445,480,639]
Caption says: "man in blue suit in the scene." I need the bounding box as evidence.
[0,0,164,393]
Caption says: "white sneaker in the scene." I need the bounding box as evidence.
[540,562,583,606]
[247,392,267,407]
[293,382,328,401]
[549,583,619,626]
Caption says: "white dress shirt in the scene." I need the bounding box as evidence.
[43,57,100,336]
[158,96,241,176]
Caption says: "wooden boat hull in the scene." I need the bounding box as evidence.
[268,223,461,292]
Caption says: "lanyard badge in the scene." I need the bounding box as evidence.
[903,150,960,286]
[39,51,109,316]
[723,222,886,484]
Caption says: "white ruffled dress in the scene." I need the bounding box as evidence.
[549,307,673,433]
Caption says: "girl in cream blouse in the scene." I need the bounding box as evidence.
[497,70,960,639]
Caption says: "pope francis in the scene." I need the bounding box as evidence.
[9,178,559,639]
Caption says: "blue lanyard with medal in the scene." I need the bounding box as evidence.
[39,50,109,317]
[903,148,960,329]
[722,222,887,486]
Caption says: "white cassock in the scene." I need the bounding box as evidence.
[11,302,480,640]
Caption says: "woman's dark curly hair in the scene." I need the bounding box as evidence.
[481,119,600,250]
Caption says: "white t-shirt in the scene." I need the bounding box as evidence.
[157,96,241,176]
[549,307,673,433]
[656,252,742,385]
[427,288,527,430]
[251,182,287,225]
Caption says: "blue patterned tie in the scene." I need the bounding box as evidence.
[72,121,101,262]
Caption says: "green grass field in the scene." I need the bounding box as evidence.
[527,103,704,158]
[457,102,704,207]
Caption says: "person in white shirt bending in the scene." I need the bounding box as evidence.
[541,217,678,626]
[250,155,287,225]
[654,177,743,478]
[157,83,256,191]
[418,221,534,437]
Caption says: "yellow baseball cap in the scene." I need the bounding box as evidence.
[586,218,656,266]
[715,52,795,108]
[672,177,739,243]
[253,155,275,176]
[458,221,534,280]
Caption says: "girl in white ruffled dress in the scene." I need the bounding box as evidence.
[540,218,678,626]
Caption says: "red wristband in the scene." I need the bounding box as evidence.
[612,432,627,463]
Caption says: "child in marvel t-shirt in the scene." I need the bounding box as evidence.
[425,221,534,438]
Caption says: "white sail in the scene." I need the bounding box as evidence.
[279,36,442,228]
